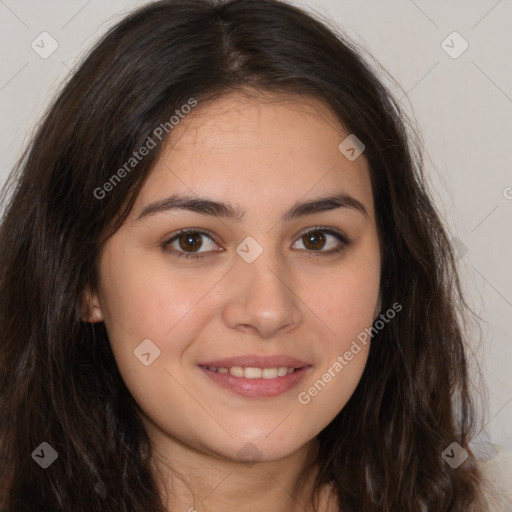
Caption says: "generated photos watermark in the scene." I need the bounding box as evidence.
[93,97,198,200]
[297,302,402,405]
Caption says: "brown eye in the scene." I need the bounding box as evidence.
[292,227,349,256]
[177,232,203,252]
[302,230,326,250]
[163,229,219,259]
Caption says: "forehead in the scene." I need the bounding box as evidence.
[165,90,348,155]
[131,90,374,222]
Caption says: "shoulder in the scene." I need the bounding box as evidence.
[475,443,512,512]
[314,448,512,512]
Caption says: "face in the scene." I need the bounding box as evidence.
[84,90,381,464]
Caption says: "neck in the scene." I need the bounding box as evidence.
[143,416,335,512]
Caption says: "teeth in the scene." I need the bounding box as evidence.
[206,365,298,378]
[245,367,263,378]
[262,368,278,378]
[230,366,245,377]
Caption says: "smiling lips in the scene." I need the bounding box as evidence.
[197,354,312,398]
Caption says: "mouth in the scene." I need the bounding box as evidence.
[203,364,301,378]
[197,364,312,398]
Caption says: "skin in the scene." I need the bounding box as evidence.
[83,89,381,512]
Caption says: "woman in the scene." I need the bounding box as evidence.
[0,0,497,510]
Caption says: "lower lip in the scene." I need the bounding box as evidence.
[198,365,312,398]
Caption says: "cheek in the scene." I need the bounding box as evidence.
[96,245,187,372]
[100,239,210,328]
[301,242,379,411]
[96,252,206,433]
[321,250,380,340]
[297,274,376,424]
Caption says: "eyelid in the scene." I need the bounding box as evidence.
[295,225,348,242]
[168,226,217,239]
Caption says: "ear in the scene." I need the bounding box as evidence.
[80,284,104,323]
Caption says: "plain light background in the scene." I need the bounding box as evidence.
[0,0,511,452]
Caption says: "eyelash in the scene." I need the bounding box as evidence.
[162,226,350,260]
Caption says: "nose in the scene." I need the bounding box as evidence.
[222,245,303,339]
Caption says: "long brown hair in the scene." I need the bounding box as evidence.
[0,0,487,510]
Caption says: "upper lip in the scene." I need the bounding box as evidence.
[198,354,310,368]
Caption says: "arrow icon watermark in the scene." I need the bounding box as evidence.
[134,338,161,366]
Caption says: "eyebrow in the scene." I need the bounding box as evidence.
[136,192,368,222]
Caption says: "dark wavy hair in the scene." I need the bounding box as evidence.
[0,0,487,510]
